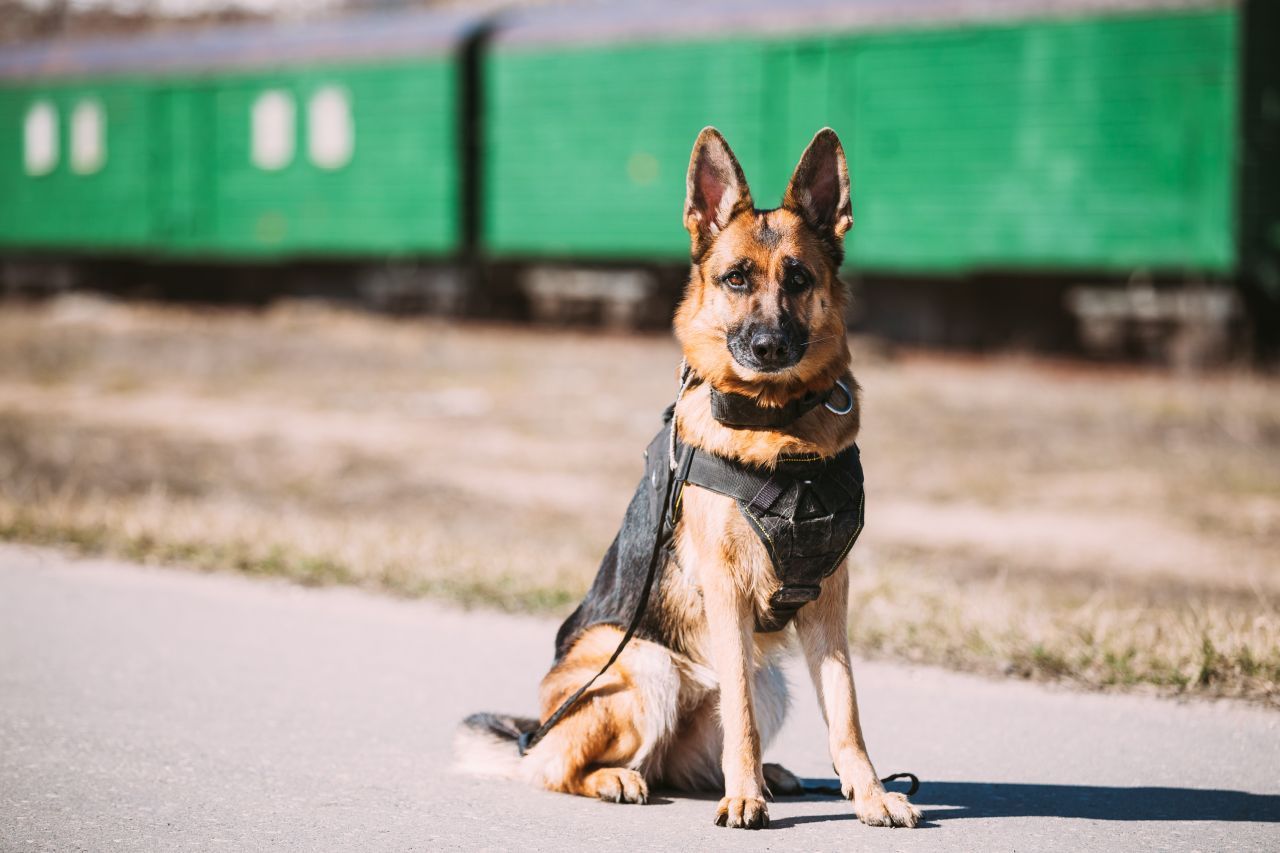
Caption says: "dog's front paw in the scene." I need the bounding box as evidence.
[714,796,769,829]
[852,787,921,828]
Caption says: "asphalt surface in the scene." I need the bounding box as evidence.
[1,544,1278,852]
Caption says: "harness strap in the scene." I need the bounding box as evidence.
[747,477,785,515]
[673,443,781,515]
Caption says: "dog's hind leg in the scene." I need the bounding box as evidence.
[520,704,651,804]
[763,762,804,797]
[521,626,680,805]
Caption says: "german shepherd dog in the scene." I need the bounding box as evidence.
[455,128,920,830]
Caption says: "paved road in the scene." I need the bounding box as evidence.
[1,545,1277,852]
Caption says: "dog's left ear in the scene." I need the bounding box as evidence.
[783,128,853,243]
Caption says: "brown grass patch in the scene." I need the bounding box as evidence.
[1,296,1277,705]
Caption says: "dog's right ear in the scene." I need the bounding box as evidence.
[684,127,753,259]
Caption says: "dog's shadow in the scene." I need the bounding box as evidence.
[769,779,1280,828]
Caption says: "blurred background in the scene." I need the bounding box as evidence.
[0,0,1276,705]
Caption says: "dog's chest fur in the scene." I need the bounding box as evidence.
[672,485,788,654]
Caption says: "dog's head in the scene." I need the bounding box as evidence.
[674,128,853,400]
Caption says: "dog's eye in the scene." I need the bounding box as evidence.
[785,269,810,292]
[722,271,747,290]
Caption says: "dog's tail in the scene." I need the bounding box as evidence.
[452,713,540,779]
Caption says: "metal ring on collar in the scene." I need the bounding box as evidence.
[824,379,855,416]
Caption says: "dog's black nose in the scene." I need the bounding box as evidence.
[750,329,791,367]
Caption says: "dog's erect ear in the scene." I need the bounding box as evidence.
[684,127,753,258]
[783,128,853,243]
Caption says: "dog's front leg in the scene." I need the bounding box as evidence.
[701,567,769,829]
[794,566,921,828]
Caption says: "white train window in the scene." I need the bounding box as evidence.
[70,99,106,174]
[23,100,58,176]
[251,90,295,171]
[308,86,353,169]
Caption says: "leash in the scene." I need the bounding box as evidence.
[516,468,676,756]
[518,363,694,757]
[800,772,920,798]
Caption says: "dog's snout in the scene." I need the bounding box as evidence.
[750,329,790,368]
[727,321,806,373]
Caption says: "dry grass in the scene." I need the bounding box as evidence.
[1,295,1277,705]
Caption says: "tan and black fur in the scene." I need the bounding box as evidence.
[455,128,920,831]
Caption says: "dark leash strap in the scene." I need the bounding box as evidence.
[517,464,676,756]
[519,364,695,756]
[800,772,920,798]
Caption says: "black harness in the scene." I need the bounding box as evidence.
[543,413,864,674]
[671,436,866,632]
[518,370,916,798]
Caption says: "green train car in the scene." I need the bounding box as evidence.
[487,0,1246,274]
[0,0,1276,351]
[0,10,479,259]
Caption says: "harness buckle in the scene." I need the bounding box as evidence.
[668,443,695,525]
[770,585,822,607]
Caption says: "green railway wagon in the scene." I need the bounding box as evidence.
[0,79,154,251]
[483,0,1247,277]
[0,10,482,260]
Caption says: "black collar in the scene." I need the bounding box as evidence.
[708,379,853,429]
